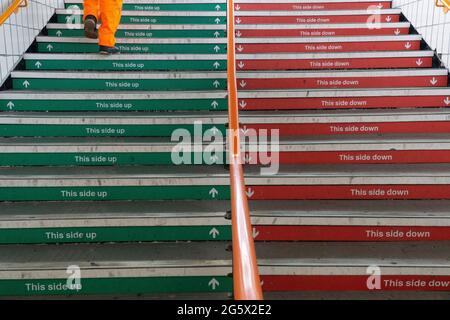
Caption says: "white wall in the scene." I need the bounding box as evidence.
[0,0,64,86]
[393,0,450,67]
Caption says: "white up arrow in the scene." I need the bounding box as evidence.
[209,228,220,239]
[6,101,14,109]
[211,100,219,109]
[209,188,219,198]
[208,278,220,290]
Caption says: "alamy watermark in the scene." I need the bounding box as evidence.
[366,265,382,290]
[66,265,82,291]
[366,5,386,30]
[65,5,83,29]
[171,121,280,175]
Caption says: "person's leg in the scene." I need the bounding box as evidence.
[83,0,99,39]
[98,0,123,53]
[83,0,99,21]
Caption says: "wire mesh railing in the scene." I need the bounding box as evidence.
[393,0,450,67]
[0,0,64,86]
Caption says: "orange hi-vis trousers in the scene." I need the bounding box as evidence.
[83,0,123,47]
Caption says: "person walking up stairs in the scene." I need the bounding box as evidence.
[83,0,123,54]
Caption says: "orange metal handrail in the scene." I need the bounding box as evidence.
[436,0,450,13]
[0,0,28,25]
[227,0,263,300]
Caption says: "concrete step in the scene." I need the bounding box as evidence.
[257,241,450,292]
[0,242,232,296]
[11,68,442,91]
[23,51,433,71]
[4,88,450,112]
[45,22,409,39]
[36,35,421,54]
[46,23,226,39]
[2,108,450,137]
[0,112,226,136]
[65,0,391,12]
[235,22,410,37]
[10,71,227,91]
[234,51,434,70]
[243,134,450,165]
[236,69,448,90]
[232,9,401,24]
[56,9,226,25]
[3,164,450,201]
[24,53,228,71]
[65,0,227,12]
[233,0,392,11]
[2,135,450,166]
[0,137,225,166]
[0,166,231,201]
[0,241,448,295]
[57,8,400,25]
[250,200,450,241]
[36,36,226,54]
[237,88,450,110]
[2,200,450,243]
[0,200,231,243]
[240,108,450,135]
[235,35,422,53]
[243,164,450,200]
[0,91,227,111]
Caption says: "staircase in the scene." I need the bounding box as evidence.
[0,0,450,298]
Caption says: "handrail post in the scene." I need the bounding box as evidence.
[0,0,29,25]
[226,0,264,300]
[436,0,450,12]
